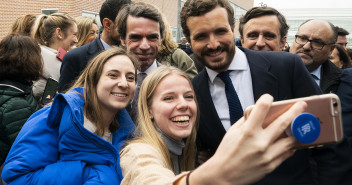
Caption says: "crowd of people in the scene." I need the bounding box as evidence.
[1,0,352,184]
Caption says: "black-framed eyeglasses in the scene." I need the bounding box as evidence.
[295,35,334,50]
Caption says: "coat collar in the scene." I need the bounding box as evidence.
[320,60,342,93]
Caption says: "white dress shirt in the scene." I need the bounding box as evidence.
[310,65,322,86]
[206,47,255,131]
[100,38,112,50]
[138,60,158,75]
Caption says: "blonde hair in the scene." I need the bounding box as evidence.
[70,47,138,137]
[32,12,76,46]
[8,14,36,36]
[75,16,98,47]
[157,12,178,61]
[129,66,199,171]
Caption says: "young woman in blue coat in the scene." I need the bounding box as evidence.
[1,47,137,184]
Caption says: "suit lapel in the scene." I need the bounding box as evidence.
[240,47,279,101]
[86,34,105,62]
[194,70,227,138]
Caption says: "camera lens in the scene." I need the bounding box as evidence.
[332,99,338,107]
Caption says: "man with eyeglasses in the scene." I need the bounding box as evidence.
[290,19,352,184]
[336,26,349,49]
[290,19,342,94]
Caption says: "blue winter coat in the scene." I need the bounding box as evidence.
[1,87,135,184]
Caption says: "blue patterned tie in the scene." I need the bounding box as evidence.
[217,70,243,125]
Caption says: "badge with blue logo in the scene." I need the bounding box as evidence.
[291,113,321,144]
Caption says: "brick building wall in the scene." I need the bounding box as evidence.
[0,0,253,40]
[0,0,104,40]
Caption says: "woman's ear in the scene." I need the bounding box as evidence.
[55,27,63,40]
[149,109,154,120]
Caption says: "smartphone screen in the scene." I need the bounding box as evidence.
[41,77,59,105]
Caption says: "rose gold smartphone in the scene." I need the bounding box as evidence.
[244,94,343,149]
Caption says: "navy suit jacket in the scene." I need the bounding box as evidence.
[58,34,105,92]
[320,60,342,93]
[192,47,352,184]
[337,68,352,145]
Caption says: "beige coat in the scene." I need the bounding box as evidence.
[157,48,198,79]
[32,45,60,102]
[120,142,188,185]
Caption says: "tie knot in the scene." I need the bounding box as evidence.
[137,72,147,86]
[217,70,232,83]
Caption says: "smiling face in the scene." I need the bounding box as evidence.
[96,55,136,119]
[61,23,78,51]
[121,16,161,72]
[241,15,286,51]
[186,6,235,73]
[84,23,99,45]
[149,74,197,141]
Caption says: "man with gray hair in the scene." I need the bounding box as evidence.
[116,2,197,121]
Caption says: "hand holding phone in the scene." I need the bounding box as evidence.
[41,77,59,105]
[244,94,343,149]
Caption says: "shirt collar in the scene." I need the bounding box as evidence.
[137,60,158,75]
[100,38,112,50]
[206,46,248,83]
[310,65,322,80]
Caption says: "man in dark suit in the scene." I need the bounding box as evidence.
[289,19,342,94]
[180,0,352,184]
[289,19,352,184]
[337,68,352,146]
[114,2,165,122]
[58,0,131,92]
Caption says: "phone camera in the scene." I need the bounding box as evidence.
[333,100,338,107]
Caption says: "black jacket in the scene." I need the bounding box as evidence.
[192,47,352,185]
[320,60,342,93]
[58,34,104,92]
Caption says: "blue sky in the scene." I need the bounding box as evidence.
[253,0,352,9]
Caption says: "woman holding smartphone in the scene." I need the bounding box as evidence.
[2,48,137,184]
[31,12,78,104]
[120,66,307,185]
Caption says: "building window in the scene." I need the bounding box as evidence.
[41,8,58,15]
[171,26,178,42]
[82,10,101,28]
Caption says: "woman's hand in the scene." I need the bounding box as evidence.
[187,94,307,185]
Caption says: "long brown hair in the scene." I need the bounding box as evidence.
[70,47,138,137]
[129,66,199,171]
[8,14,36,36]
[0,34,43,81]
